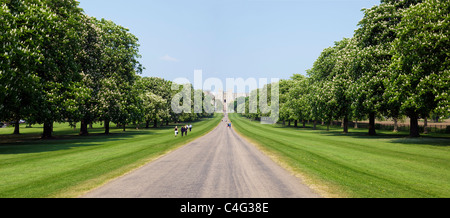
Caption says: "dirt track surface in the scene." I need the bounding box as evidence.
[82,115,321,198]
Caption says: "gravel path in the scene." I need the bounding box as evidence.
[82,115,321,198]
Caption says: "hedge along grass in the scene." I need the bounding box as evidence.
[229,113,450,198]
[0,114,221,198]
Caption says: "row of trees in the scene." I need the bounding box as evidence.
[238,0,449,137]
[0,0,211,138]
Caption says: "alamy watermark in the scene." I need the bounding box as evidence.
[171,70,279,124]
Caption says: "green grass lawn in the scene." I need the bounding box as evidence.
[0,114,221,198]
[229,113,450,198]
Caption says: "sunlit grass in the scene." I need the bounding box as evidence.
[0,114,221,198]
[229,113,450,198]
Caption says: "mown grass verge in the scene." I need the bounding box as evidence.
[229,113,450,198]
[0,114,221,198]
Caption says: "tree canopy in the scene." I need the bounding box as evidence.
[237,0,448,137]
[0,0,211,137]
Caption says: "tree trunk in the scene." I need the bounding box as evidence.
[123,123,126,132]
[393,118,398,132]
[80,120,89,136]
[294,120,298,127]
[368,112,376,136]
[288,120,291,126]
[343,116,349,133]
[302,120,306,128]
[313,120,317,130]
[104,119,110,135]
[42,122,53,139]
[354,120,358,129]
[409,114,420,137]
[13,120,20,135]
[423,116,428,134]
[145,120,150,129]
[153,119,158,128]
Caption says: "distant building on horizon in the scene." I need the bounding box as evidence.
[204,89,249,113]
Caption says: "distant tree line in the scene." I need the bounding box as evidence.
[0,0,212,138]
[236,0,449,137]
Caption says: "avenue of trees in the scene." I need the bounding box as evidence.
[1,0,448,139]
[238,0,449,137]
[0,0,211,138]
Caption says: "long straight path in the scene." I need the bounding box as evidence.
[82,115,321,198]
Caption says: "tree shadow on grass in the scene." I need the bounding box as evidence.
[0,130,159,155]
[0,116,218,155]
[388,136,450,147]
[317,129,450,147]
[239,116,450,147]
[272,122,450,147]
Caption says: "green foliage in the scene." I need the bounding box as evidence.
[274,0,448,137]
[33,0,86,128]
[0,1,150,136]
[135,77,173,127]
[286,75,310,122]
[306,38,356,132]
[278,79,295,122]
[93,18,143,132]
[388,0,449,117]
[0,0,46,131]
[1,0,448,139]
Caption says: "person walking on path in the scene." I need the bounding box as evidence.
[181,126,185,136]
[189,124,192,132]
[174,126,178,137]
[185,125,188,136]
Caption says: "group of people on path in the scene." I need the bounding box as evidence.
[222,119,232,129]
[174,124,192,137]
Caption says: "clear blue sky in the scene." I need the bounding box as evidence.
[78,0,380,87]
